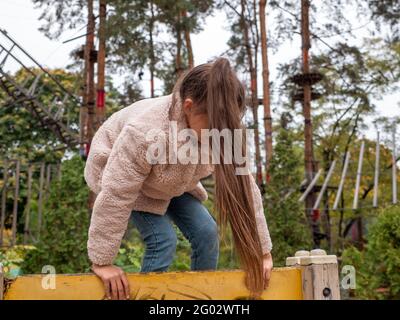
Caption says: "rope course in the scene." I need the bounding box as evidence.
[0,29,80,148]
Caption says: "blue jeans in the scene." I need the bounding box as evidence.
[130,192,219,272]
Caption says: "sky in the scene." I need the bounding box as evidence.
[0,0,399,144]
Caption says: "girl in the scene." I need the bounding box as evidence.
[84,57,273,300]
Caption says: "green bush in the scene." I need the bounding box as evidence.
[20,155,90,274]
[341,205,400,299]
[264,127,312,265]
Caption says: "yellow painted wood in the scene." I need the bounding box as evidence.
[4,267,303,300]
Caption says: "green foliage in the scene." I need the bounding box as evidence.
[20,156,90,274]
[342,205,400,299]
[264,127,312,266]
[0,245,36,278]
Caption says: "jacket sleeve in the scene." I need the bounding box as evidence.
[248,172,273,255]
[187,181,208,202]
[87,124,152,265]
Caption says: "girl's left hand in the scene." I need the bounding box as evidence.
[262,252,273,289]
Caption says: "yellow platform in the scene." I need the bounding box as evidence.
[3,267,303,300]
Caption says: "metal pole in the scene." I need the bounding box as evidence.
[373,132,380,207]
[392,125,397,204]
[313,160,336,210]
[333,152,351,210]
[353,141,365,210]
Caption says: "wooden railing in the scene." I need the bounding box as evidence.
[1,250,340,300]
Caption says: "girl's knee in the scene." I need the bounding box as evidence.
[196,220,219,249]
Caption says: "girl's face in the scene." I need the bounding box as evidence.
[182,98,209,140]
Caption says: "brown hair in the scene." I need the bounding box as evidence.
[176,57,265,299]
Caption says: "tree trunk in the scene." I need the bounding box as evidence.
[149,0,155,97]
[96,0,107,128]
[182,9,194,69]
[240,0,263,188]
[259,0,273,182]
[175,11,184,78]
[85,0,96,212]
[301,0,319,246]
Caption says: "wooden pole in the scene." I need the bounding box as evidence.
[333,152,351,210]
[149,0,155,97]
[353,140,365,210]
[38,162,45,240]
[301,0,318,244]
[85,0,96,213]
[0,264,4,300]
[240,0,263,188]
[373,132,380,208]
[96,0,107,129]
[0,160,9,246]
[24,164,33,244]
[182,9,194,69]
[45,164,51,203]
[259,0,273,182]
[313,160,336,210]
[84,0,96,157]
[392,125,397,204]
[11,160,20,246]
[56,162,62,182]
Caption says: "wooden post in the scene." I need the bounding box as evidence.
[373,132,380,208]
[301,0,318,245]
[85,0,96,153]
[96,0,107,129]
[259,0,273,180]
[24,164,33,244]
[11,160,20,246]
[38,162,45,240]
[56,162,62,181]
[0,159,9,246]
[0,264,4,300]
[286,249,340,300]
[45,164,51,202]
[333,152,350,210]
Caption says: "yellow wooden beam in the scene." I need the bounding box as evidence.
[4,267,303,300]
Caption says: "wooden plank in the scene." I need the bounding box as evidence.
[37,162,45,239]
[333,152,350,210]
[24,164,33,244]
[4,268,303,300]
[313,160,336,210]
[0,159,9,246]
[373,132,380,208]
[353,141,365,210]
[11,160,20,246]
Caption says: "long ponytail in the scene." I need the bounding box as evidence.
[179,57,265,299]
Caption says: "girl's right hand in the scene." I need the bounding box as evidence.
[91,264,131,300]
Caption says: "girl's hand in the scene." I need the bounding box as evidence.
[92,264,131,300]
[262,252,273,289]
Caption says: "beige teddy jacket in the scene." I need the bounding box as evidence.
[84,88,273,266]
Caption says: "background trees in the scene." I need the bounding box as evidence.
[1,0,399,299]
